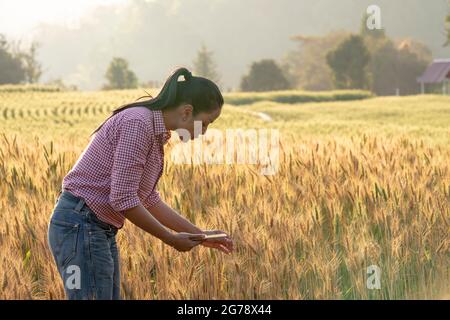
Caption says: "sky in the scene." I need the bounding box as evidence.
[0,0,127,39]
[0,0,448,90]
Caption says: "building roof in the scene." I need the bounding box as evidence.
[417,59,450,83]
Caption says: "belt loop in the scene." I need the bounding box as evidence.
[74,197,86,213]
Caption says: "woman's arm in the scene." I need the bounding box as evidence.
[124,203,205,252]
[147,200,234,254]
[147,199,203,234]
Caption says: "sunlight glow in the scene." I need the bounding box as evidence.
[0,0,127,37]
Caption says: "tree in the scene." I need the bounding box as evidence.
[282,32,350,91]
[192,44,221,86]
[21,41,43,83]
[359,10,432,96]
[0,34,26,84]
[103,57,138,90]
[368,38,430,95]
[326,35,370,89]
[240,59,291,92]
[12,40,44,84]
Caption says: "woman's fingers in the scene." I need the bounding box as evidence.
[202,240,232,254]
[213,238,234,250]
[220,244,231,254]
[200,230,234,253]
[217,238,234,250]
[212,243,230,254]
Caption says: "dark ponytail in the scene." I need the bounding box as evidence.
[89,67,223,137]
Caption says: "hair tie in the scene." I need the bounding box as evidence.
[184,70,193,81]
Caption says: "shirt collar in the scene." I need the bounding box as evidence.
[153,109,171,145]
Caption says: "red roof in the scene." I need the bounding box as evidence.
[417,59,450,83]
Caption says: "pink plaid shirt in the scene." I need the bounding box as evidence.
[62,107,171,229]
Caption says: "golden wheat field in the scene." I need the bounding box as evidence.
[0,87,449,299]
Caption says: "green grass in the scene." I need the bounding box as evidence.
[239,95,450,147]
[224,89,374,105]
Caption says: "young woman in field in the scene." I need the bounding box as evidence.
[47,67,234,300]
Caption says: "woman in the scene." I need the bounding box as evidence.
[47,67,234,300]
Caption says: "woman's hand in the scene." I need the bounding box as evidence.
[200,230,234,254]
[166,232,206,252]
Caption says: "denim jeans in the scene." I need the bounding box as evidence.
[48,190,120,300]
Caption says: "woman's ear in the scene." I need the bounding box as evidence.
[180,104,194,121]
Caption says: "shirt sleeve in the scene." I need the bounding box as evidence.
[109,118,151,213]
[144,189,162,209]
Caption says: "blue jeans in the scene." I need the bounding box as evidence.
[48,190,121,300]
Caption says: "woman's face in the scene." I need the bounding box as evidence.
[177,104,222,141]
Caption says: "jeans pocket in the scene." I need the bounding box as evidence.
[48,218,81,271]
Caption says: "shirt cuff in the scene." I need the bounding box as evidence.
[109,194,141,213]
[144,190,162,208]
